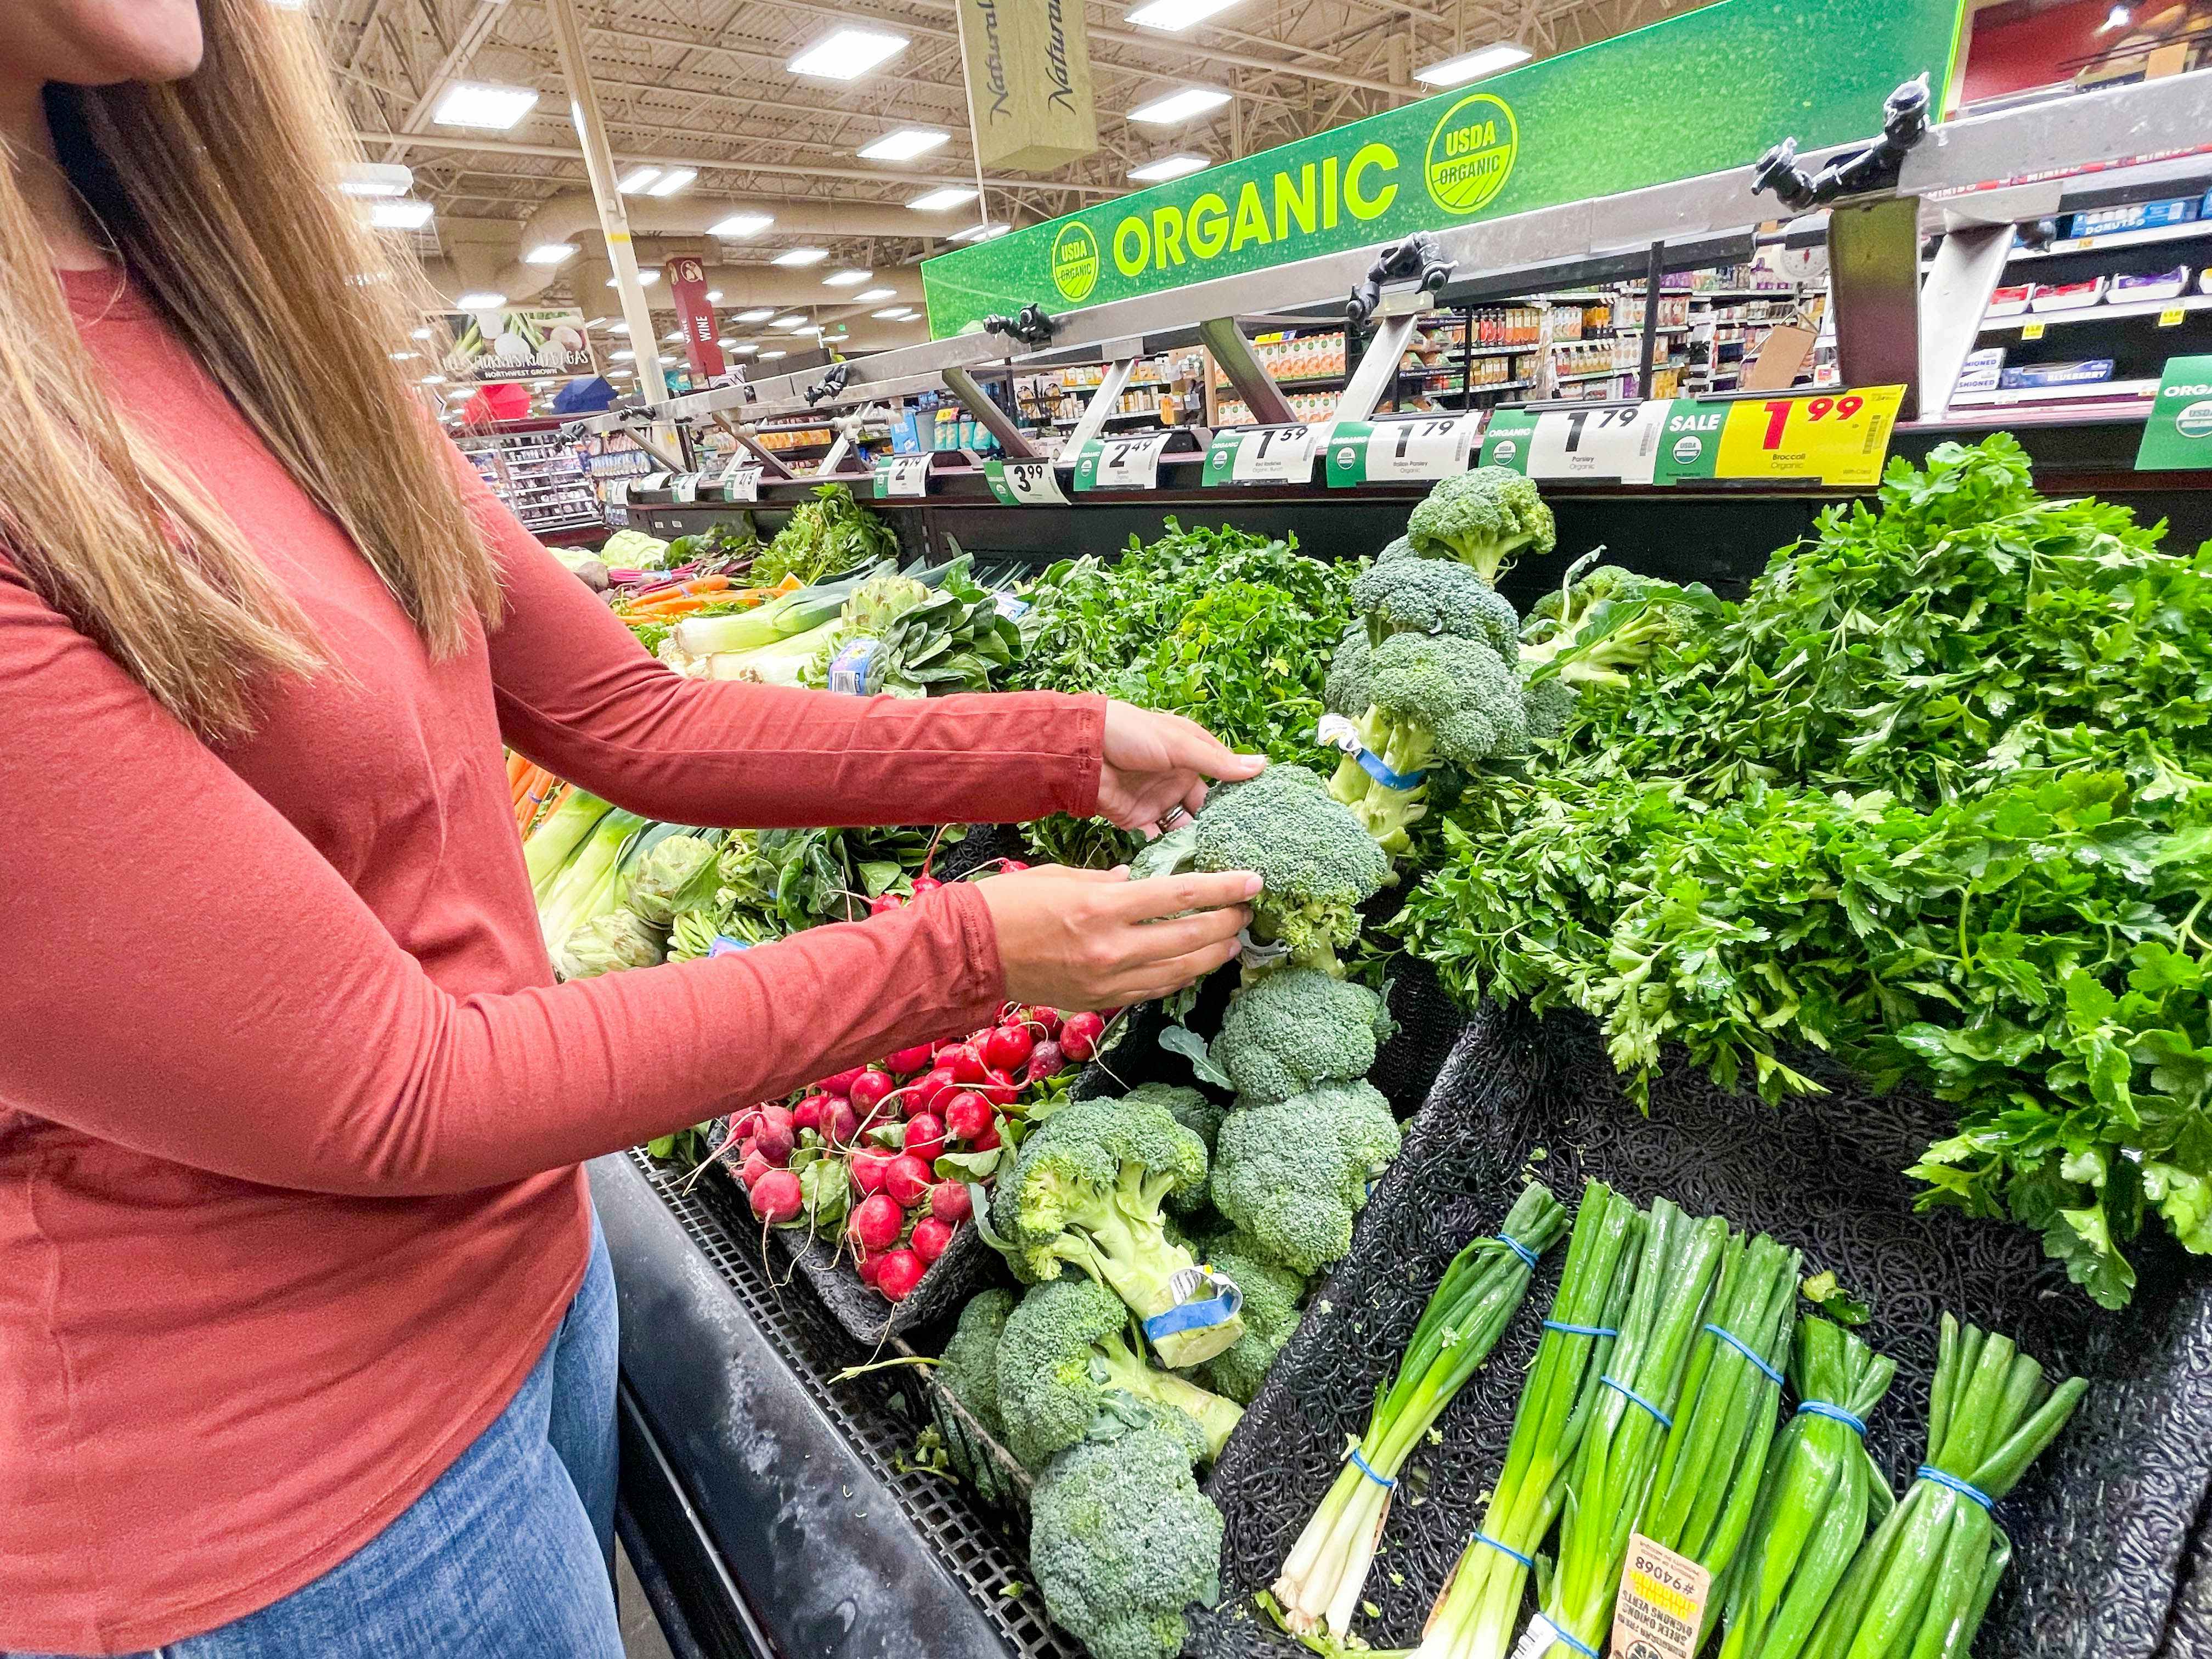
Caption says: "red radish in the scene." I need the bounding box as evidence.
[1026,1040,1066,1084]
[753,1107,796,1165]
[968,1120,1001,1153]
[851,1153,893,1195]
[981,1024,1034,1074]
[971,1072,1021,1108]
[726,1107,763,1142]
[885,1042,937,1076]
[1002,860,1030,873]
[1026,1007,1065,1038]
[740,1149,773,1189]
[916,1066,961,1113]
[821,1099,860,1148]
[849,1193,905,1254]
[928,1182,973,1223]
[904,1114,947,1164]
[848,1069,895,1113]
[791,1094,830,1132]
[855,1252,882,1288]
[1060,1011,1107,1062]
[909,876,943,897]
[910,1216,954,1265]
[885,1154,934,1207]
[940,1042,988,1084]
[750,1169,802,1223]
[875,1249,926,1301]
[943,1092,993,1143]
[869,892,906,917]
[821,1066,866,1097]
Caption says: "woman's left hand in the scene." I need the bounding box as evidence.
[1096,701,1265,836]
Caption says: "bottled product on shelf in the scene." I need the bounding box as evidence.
[459,427,604,536]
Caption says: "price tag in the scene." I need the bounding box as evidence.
[608,478,632,505]
[873,454,930,499]
[721,461,762,502]
[1526,402,1669,484]
[1074,431,1172,492]
[2160,306,2188,328]
[1714,386,1905,487]
[1477,408,1539,472]
[1327,415,1481,486]
[670,473,699,504]
[1610,1533,1712,1659]
[2136,354,2212,471]
[2022,321,2046,340]
[984,457,1069,505]
[1203,423,1328,486]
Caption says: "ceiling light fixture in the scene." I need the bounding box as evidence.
[788,28,909,80]
[339,162,413,198]
[735,307,776,322]
[645,167,696,197]
[455,290,507,309]
[731,344,759,356]
[858,128,949,162]
[420,374,447,384]
[1129,153,1208,182]
[772,313,807,328]
[823,268,873,287]
[759,349,787,360]
[947,221,1011,244]
[522,242,577,266]
[704,290,723,303]
[2101,3,2133,29]
[1127,87,1230,125]
[708,211,775,238]
[1126,0,1244,30]
[616,166,663,194]
[611,349,636,361]
[771,247,828,267]
[853,287,897,303]
[605,270,660,287]
[430,82,540,131]
[369,199,434,229]
[1413,41,1531,86]
[872,306,917,319]
[907,185,978,211]
[390,351,419,361]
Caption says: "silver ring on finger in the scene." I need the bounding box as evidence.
[1157,802,1191,831]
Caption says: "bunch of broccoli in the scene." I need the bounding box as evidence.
[1519,554,1724,692]
[1322,472,1562,855]
[1212,1080,1402,1274]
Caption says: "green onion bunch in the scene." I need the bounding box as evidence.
[1717,1318,1898,1659]
[1412,1183,1644,1659]
[1639,1231,1803,1590]
[1273,1183,1568,1641]
[1800,1316,2085,1659]
[1531,1198,1730,1657]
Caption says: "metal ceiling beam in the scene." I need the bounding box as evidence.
[382,0,508,163]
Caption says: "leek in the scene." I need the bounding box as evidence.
[672,565,883,659]
[1801,1317,2084,1659]
[1274,1183,1568,1641]
[1528,1198,1729,1658]
[1716,1319,1897,1659]
[537,810,647,958]
[526,788,613,898]
[705,616,847,686]
[1414,1182,1645,1659]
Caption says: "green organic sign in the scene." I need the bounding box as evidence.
[1651,399,1731,484]
[2137,356,2212,471]
[922,0,1965,337]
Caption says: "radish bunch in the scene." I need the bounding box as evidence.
[727,998,1112,1304]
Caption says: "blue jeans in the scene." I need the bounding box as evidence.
[17,1216,622,1659]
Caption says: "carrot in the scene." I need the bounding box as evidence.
[522,777,567,835]
[516,769,558,831]
[505,751,531,790]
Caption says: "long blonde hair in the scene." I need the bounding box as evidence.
[0,0,502,741]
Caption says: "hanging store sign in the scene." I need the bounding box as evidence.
[664,257,726,382]
[427,305,595,383]
[956,0,1097,173]
[2136,355,2212,471]
[922,0,1966,337]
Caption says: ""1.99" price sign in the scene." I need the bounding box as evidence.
[1712,387,1904,487]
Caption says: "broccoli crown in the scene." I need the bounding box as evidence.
[1404,468,1558,585]
[1324,624,1372,721]
[938,1288,1015,1440]
[1352,558,1520,657]
[1210,1080,1404,1274]
[1522,672,1579,742]
[1195,1245,1307,1406]
[1122,1082,1223,1155]
[1193,766,1390,968]
[1368,628,1531,769]
[1212,967,1392,1105]
[1522,562,1637,641]
[1029,1426,1225,1659]
[996,1277,1245,1470]
[1375,534,1418,566]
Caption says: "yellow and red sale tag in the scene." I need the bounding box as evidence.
[1714,386,1905,488]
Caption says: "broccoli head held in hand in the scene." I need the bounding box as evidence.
[1028,1423,1225,1659]
[987,1094,1245,1368]
[1193,765,1389,977]
[1405,467,1558,586]
[995,1276,1244,1471]
[1214,967,1394,1105]
[1211,1080,1403,1273]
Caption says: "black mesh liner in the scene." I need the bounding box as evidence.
[1189,1002,2212,1659]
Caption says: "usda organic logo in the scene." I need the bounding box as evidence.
[2176,398,2212,441]
[1425,92,1518,215]
[1672,435,1705,465]
[1051,222,1100,303]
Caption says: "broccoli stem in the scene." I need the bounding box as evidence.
[1095,1342,1244,1462]
[1327,712,1429,860]
[1068,1204,1243,1369]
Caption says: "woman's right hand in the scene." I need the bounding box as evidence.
[973,865,1261,1012]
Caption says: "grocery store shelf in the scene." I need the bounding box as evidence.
[1948,376,2160,408]
[1685,287,1802,300]
[1982,294,2212,331]
[1461,341,1541,357]
[2007,219,2212,262]
[1554,365,1640,382]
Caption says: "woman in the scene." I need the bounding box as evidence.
[0,4,1263,1655]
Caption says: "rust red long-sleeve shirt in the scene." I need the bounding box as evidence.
[0,267,1105,1655]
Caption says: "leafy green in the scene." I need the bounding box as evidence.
[1394,436,2212,1306]
[752,483,901,586]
